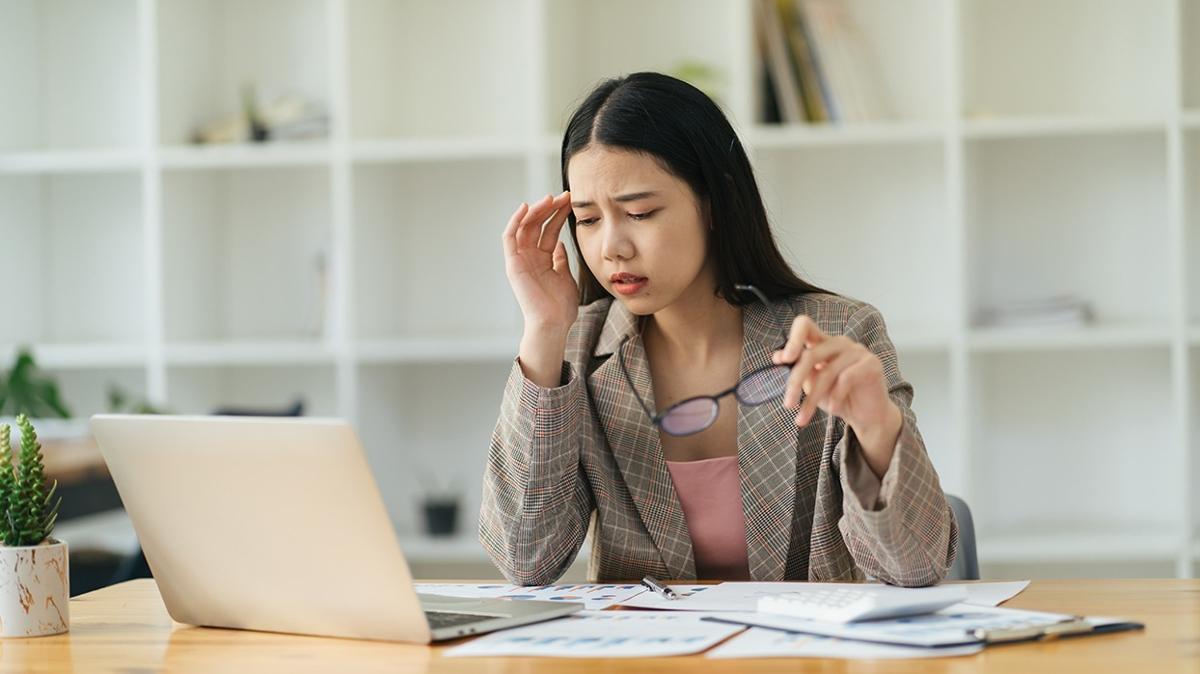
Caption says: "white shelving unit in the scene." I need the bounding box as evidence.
[1,0,1196,577]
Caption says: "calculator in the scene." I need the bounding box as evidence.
[756,584,968,623]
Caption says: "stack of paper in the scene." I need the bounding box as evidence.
[976,295,1095,328]
[422,580,1045,659]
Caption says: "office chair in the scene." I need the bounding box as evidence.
[945,493,979,581]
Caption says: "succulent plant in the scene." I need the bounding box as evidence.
[0,415,60,547]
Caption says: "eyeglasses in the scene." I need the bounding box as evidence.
[616,284,791,437]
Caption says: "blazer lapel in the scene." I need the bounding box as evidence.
[737,299,803,580]
[587,302,695,579]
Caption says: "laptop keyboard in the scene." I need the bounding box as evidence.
[425,610,501,629]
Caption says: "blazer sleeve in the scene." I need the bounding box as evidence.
[478,355,595,585]
[832,303,959,587]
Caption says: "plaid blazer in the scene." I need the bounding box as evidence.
[480,292,957,587]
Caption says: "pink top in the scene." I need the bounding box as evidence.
[664,455,751,580]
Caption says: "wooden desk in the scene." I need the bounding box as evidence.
[4,579,1196,673]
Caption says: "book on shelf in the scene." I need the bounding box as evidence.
[755,0,891,125]
[756,0,806,124]
[976,295,1096,329]
[777,0,830,123]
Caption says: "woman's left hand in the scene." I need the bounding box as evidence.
[772,315,902,470]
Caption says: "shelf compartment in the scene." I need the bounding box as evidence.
[165,364,336,417]
[161,167,332,343]
[352,159,522,340]
[157,0,330,146]
[48,367,148,420]
[347,0,529,142]
[0,173,145,345]
[962,0,1168,119]
[763,0,948,125]
[357,362,512,536]
[753,143,954,337]
[971,349,1178,542]
[544,0,740,132]
[965,133,1170,328]
[0,0,141,152]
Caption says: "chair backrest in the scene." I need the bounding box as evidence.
[945,493,979,581]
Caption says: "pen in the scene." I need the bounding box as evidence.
[641,575,679,601]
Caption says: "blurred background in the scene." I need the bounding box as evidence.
[0,0,1196,592]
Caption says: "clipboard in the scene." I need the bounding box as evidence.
[703,603,1144,649]
[970,615,1143,644]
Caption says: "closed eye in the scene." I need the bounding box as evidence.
[575,210,656,227]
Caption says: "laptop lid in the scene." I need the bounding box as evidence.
[91,414,433,643]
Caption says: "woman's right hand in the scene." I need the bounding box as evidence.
[502,191,579,336]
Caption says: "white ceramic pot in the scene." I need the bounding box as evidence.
[0,538,69,637]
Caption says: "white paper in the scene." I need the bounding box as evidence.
[958,580,1030,607]
[707,627,983,659]
[415,583,648,611]
[617,581,1030,612]
[443,611,746,658]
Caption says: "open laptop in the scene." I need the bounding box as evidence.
[90,414,582,642]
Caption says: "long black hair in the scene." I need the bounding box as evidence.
[561,72,830,306]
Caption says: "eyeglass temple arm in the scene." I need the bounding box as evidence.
[733,284,769,307]
[735,284,791,351]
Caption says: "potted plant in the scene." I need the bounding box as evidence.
[0,414,67,637]
[0,347,91,444]
[0,349,70,419]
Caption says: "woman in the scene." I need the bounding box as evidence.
[481,72,956,586]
